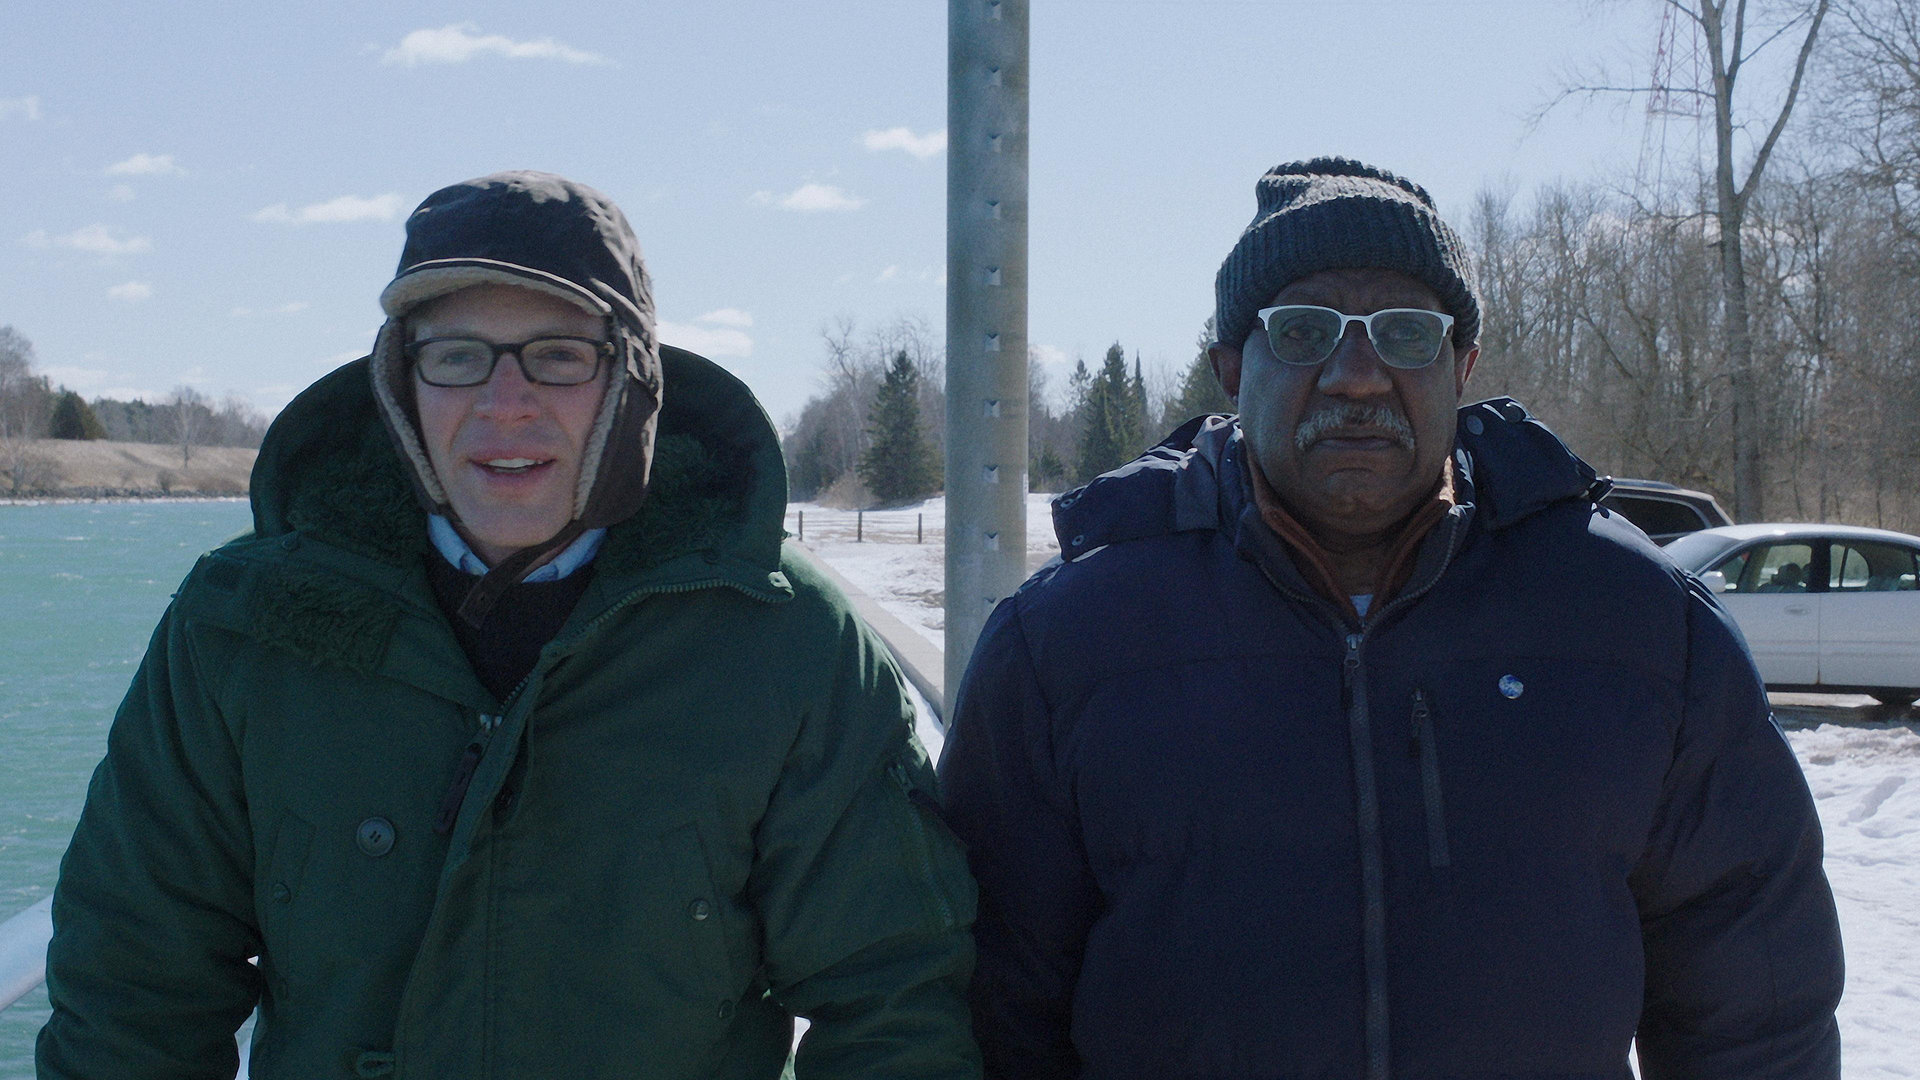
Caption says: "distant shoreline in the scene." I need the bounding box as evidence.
[0,493,250,507]
[2,438,256,500]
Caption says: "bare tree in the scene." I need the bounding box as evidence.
[166,384,209,466]
[1558,0,1830,518]
[1825,0,1920,256]
[0,326,58,493]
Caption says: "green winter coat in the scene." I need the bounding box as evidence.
[38,347,980,1080]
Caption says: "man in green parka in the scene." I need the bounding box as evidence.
[38,172,981,1080]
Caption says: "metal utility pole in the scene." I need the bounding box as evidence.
[945,0,1029,719]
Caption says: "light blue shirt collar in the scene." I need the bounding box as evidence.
[427,514,606,582]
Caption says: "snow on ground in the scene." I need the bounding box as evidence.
[786,494,1060,649]
[1789,723,1920,1078]
[795,496,1920,1076]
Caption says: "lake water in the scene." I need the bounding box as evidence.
[0,499,255,1078]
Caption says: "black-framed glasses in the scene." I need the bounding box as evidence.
[405,337,613,387]
[1255,305,1455,370]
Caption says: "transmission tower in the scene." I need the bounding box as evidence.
[1636,3,1708,208]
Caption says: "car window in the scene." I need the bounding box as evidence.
[1601,495,1706,538]
[1710,549,1753,590]
[1717,542,1814,593]
[1828,541,1920,592]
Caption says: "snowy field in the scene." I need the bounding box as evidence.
[793,494,1920,1077]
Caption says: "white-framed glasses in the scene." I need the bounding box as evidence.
[1255,305,1455,369]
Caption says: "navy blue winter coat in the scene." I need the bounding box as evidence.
[939,401,1843,1080]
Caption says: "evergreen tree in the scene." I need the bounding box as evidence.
[50,390,106,440]
[858,350,939,504]
[1160,319,1235,431]
[1076,343,1136,483]
[1127,355,1150,449]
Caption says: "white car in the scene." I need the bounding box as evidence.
[1665,524,1920,707]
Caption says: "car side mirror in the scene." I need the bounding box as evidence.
[1701,570,1728,593]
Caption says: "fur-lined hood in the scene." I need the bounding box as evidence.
[248,343,789,601]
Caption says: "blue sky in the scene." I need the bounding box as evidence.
[2,1,1673,427]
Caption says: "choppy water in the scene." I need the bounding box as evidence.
[0,499,254,1078]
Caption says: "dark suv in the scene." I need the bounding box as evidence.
[1598,479,1734,545]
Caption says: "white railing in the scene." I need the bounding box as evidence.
[0,894,52,1012]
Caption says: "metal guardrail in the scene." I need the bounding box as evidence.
[0,894,52,1012]
[788,544,946,724]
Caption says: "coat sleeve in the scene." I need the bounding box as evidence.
[937,596,1100,1080]
[751,589,981,1080]
[37,601,262,1080]
[1630,578,1844,1080]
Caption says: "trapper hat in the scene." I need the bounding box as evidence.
[1213,156,1480,357]
[369,171,663,625]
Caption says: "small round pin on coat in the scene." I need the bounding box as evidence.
[1498,675,1525,699]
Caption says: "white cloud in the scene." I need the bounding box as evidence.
[862,126,947,160]
[876,265,900,282]
[658,320,753,358]
[22,224,154,256]
[251,193,406,225]
[105,153,184,177]
[382,23,608,66]
[0,96,41,122]
[1031,344,1071,369]
[230,302,310,318]
[696,308,752,328]
[107,184,136,203]
[750,183,866,213]
[107,281,152,302]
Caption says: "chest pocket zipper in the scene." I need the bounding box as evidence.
[1409,689,1451,868]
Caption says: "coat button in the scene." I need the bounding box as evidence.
[356,817,396,857]
[716,999,735,1021]
[271,882,292,902]
[280,533,301,551]
[1465,415,1485,436]
[688,899,711,921]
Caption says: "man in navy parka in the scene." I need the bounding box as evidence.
[938,157,1843,1080]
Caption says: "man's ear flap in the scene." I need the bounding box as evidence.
[1208,343,1241,404]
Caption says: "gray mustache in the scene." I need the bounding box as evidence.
[1294,404,1415,452]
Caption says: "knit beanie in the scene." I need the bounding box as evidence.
[1213,157,1480,355]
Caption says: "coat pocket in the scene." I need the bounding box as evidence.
[258,809,315,992]
[650,822,745,1004]
[1409,689,1451,868]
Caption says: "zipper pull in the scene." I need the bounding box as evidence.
[1410,689,1429,758]
[434,739,486,835]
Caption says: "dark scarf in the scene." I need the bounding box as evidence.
[424,553,596,703]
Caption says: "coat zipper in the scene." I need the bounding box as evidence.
[1409,690,1450,868]
[428,574,782,838]
[1344,633,1391,1080]
[1249,509,1472,1080]
[433,713,502,836]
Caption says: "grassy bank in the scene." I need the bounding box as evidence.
[1,438,256,498]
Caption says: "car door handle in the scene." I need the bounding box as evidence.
[1785,604,1812,615]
